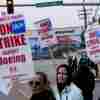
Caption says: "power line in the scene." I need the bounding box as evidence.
[0,3,100,7]
[0,4,35,7]
[63,2,100,6]
[63,3,100,6]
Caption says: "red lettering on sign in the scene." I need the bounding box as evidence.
[0,54,26,65]
[90,49,100,55]
[40,22,48,27]
[0,38,3,48]
[0,34,26,49]
[57,36,72,44]
[89,32,96,38]
[4,37,11,48]
[0,24,11,35]
[87,39,97,47]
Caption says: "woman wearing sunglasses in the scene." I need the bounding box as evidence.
[29,72,56,100]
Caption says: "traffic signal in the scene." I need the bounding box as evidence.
[6,0,14,14]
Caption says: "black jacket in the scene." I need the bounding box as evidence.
[72,65,95,100]
[30,89,56,100]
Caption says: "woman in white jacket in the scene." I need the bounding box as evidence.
[52,64,83,100]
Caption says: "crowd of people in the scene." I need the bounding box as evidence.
[28,54,98,100]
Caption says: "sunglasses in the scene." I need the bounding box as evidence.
[29,80,41,87]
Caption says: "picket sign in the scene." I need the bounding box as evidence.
[0,14,34,95]
[34,18,58,71]
[85,23,100,64]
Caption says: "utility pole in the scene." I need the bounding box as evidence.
[83,0,87,30]
[81,0,87,48]
[78,0,92,48]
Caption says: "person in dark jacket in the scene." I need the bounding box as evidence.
[72,56,78,73]
[29,72,56,100]
[72,64,95,100]
[88,59,98,78]
[68,56,73,74]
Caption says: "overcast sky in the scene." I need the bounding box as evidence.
[0,0,99,30]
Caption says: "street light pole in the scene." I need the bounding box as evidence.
[81,0,87,48]
[78,0,88,48]
[83,0,87,30]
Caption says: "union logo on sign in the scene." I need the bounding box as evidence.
[11,20,26,34]
[0,20,26,34]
